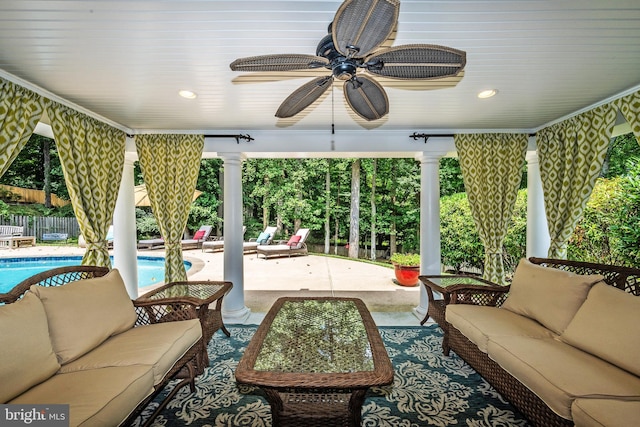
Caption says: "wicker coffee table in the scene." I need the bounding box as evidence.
[419,275,509,354]
[235,297,393,427]
[138,280,232,374]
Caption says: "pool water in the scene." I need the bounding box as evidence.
[0,256,191,293]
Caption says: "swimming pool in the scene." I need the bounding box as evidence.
[0,256,191,293]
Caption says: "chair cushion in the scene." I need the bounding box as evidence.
[60,319,202,385]
[30,269,137,364]
[501,259,603,334]
[256,232,270,244]
[0,292,60,403]
[445,304,555,353]
[193,230,205,240]
[287,235,301,247]
[487,336,640,419]
[560,283,640,376]
[10,366,154,427]
[571,399,640,427]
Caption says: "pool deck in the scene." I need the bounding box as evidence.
[1,245,426,327]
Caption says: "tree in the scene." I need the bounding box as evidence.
[439,157,465,197]
[324,160,331,254]
[370,158,377,260]
[0,133,69,202]
[602,133,640,178]
[348,159,360,258]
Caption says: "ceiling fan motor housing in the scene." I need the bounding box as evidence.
[317,33,361,80]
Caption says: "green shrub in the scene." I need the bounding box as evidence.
[0,200,9,220]
[567,178,625,264]
[135,208,160,239]
[390,252,420,266]
[187,205,221,234]
[440,193,484,272]
[440,189,527,277]
[609,158,640,266]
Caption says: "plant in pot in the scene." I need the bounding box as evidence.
[390,253,421,287]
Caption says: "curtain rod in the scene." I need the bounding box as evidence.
[204,134,254,144]
[410,132,536,143]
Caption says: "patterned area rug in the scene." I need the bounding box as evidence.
[136,325,531,426]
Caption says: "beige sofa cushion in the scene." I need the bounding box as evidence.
[560,282,640,377]
[501,259,603,334]
[30,269,137,364]
[571,398,640,427]
[488,336,640,419]
[0,292,61,402]
[446,304,555,353]
[60,319,202,385]
[10,366,154,427]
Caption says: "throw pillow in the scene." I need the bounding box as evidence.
[501,259,604,334]
[256,232,270,244]
[30,269,137,364]
[193,230,205,240]
[287,235,302,247]
[0,292,60,402]
[561,283,640,376]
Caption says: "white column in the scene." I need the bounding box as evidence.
[219,152,250,323]
[414,153,445,320]
[113,154,138,298]
[526,151,550,258]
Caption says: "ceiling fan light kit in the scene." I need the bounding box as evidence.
[230,0,466,122]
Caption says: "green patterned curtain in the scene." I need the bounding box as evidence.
[613,90,640,144]
[455,133,528,285]
[136,134,203,283]
[47,102,125,267]
[537,104,617,259]
[0,78,49,177]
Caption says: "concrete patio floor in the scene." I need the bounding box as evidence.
[3,245,427,326]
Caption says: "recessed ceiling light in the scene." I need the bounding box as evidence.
[179,90,197,99]
[478,89,498,99]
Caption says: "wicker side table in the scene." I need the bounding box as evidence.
[418,275,509,355]
[138,280,232,374]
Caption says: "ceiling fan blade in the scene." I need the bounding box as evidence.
[366,44,466,79]
[332,0,399,58]
[230,54,329,72]
[275,76,333,118]
[344,75,389,121]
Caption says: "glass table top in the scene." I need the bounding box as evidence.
[421,275,500,289]
[255,299,374,374]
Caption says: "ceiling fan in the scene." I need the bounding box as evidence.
[230,0,466,122]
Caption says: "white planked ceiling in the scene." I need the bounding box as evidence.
[1,0,640,135]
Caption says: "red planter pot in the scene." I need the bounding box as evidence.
[393,264,420,287]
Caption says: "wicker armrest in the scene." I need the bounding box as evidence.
[448,284,510,307]
[133,298,199,327]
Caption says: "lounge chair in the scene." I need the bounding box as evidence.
[242,226,277,254]
[181,225,213,250]
[137,237,164,250]
[256,228,310,259]
[201,226,247,252]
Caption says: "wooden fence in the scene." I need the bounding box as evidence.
[0,185,70,207]
[0,215,80,240]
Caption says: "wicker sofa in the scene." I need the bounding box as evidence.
[0,266,204,427]
[444,257,640,427]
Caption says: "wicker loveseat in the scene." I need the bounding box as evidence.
[0,266,204,427]
[443,257,640,427]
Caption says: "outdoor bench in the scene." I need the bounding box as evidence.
[443,257,640,426]
[0,265,205,427]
